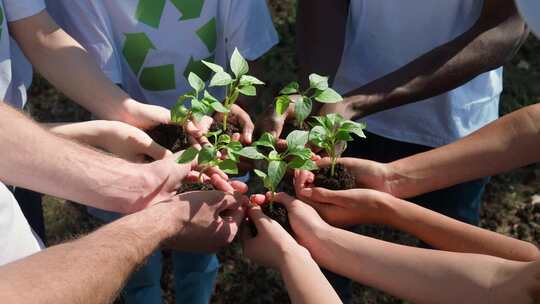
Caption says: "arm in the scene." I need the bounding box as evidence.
[0,102,186,213]
[385,103,540,198]
[243,204,342,304]
[9,11,169,129]
[273,193,540,304]
[294,182,539,261]
[45,121,171,162]
[0,191,246,304]
[320,0,528,119]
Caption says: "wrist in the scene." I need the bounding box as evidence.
[384,161,417,198]
[279,243,313,272]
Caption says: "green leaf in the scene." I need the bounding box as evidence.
[253,169,267,179]
[218,134,231,145]
[237,147,265,160]
[326,113,344,128]
[210,72,233,87]
[191,99,212,118]
[253,132,275,148]
[202,60,224,73]
[203,90,219,103]
[240,75,264,86]
[171,103,190,124]
[227,141,243,152]
[314,88,343,103]
[176,147,199,164]
[340,121,367,138]
[218,159,238,175]
[198,145,217,165]
[275,96,291,116]
[335,130,354,141]
[188,72,205,93]
[286,130,309,149]
[295,96,312,126]
[287,147,312,160]
[210,101,229,113]
[238,85,256,96]
[309,73,329,91]
[230,48,249,78]
[288,158,318,170]
[309,125,327,148]
[268,150,280,161]
[267,160,287,191]
[279,82,299,95]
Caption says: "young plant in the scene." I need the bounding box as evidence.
[202,48,264,131]
[176,129,243,183]
[171,72,223,131]
[309,113,366,177]
[239,131,317,204]
[275,73,343,129]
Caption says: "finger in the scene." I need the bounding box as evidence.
[185,121,203,139]
[229,180,248,194]
[211,174,234,193]
[276,139,288,152]
[293,170,315,196]
[207,166,229,180]
[216,193,245,214]
[299,187,346,206]
[250,194,266,205]
[232,133,241,142]
[247,204,273,231]
[232,105,254,144]
[270,192,297,209]
[143,137,172,160]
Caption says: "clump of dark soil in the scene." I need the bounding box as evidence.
[176,181,215,194]
[210,114,241,137]
[313,163,355,190]
[146,124,189,153]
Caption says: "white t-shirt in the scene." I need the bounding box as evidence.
[334,0,502,147]
[0,0,46,266]
[0,183,43,265]
[47,0,279,108]
[0,0,44,109]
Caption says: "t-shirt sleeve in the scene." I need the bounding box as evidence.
[223,0,278,61]
[4,0,46,22]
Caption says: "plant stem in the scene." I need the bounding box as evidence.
[223,113,228,131]
[330,160,336,177]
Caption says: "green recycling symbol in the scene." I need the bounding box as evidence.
[122,0,216,91]
[0,4,4,39]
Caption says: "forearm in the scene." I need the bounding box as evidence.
[0,103,150,213]
[382,195,540,261]
[279,247,341,304]
[312,227,535,304]
[386,104,540,198]
[0,204,174,304]
[9,12,138,123]
[342,0,527,118]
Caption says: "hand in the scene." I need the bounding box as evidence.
[251,192,332,252]
[254,95,300,140]
[161,191,247,253]
[318,95,372,121]
[242,203,309,269]
[296,157,393,194]
[186,115,213,147]
[294,170,393,226]
[213,104,255,144]
[114,99,171,130]
[91,121,172,162]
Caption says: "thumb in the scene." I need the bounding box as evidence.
[299,187,340,205]
[143,137,172,160]
[247,205,272,231]
[271,192,297,209]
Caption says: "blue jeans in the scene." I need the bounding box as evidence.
[88,208,218,304]
[326,132,489,303]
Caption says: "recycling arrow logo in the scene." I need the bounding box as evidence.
[123,0,216,91]
[0,5,4,39]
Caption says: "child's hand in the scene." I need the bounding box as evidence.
[213,104,255,144]
[242,204,307,269]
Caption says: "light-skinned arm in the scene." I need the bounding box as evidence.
[310,103,540,199]
[243,204,342,304]
[293,181,540,261]
[8,10,170,130]
[0,190,246,304]
[318,0,529,119]
[270,192,540,304]
[0,102,188,213]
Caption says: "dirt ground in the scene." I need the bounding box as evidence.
[28,1,539,303]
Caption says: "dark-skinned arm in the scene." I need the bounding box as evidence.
[320,0,529,119]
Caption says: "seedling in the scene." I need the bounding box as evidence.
[202,48,264,131]
[275,74,343,129]
[171,72,223,131]
[309,114,366,177]
[239,131,317,204]
[177,129,243,183]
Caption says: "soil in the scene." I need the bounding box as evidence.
[176,181,215,194]
[210,114,241,137]
[313,163,356,190]
[146,124,189,153]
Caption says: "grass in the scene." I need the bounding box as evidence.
[29,1,540,303]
